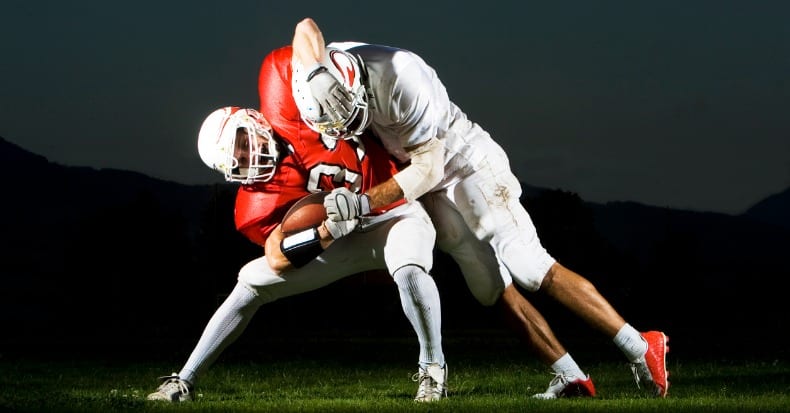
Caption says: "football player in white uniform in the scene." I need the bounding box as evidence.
[289,17,669,399]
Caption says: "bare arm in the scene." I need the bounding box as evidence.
[365,178,405,209]
[264,222,335,275]
[326,137,444,218]
[292,17,325,67]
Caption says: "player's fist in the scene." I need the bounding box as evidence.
[324,187,371,221]
[307,65,353,123]
[323,218,358,239]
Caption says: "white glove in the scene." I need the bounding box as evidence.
[307,65,354,123]
[324,187,371,221]
[323,218,358,239]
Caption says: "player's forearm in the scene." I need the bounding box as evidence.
[265,223,334,274]
[292,17,325,67]
[365,178,405,211]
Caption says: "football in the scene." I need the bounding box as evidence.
[281,191,329,234]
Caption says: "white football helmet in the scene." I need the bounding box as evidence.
[292,47,370,139]
[197,106,279,183]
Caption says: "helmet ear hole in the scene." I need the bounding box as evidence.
[292,46,369,139]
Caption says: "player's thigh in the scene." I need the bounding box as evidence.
[237,247,378,303]
[446,164,555,292]
[450,239,509,306]
[382,209,436,273]
[450,161,523,240]
[422,191,508,305]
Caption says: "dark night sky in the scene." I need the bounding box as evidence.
[1,1,787,215]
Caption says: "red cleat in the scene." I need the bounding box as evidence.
[533,374,596,399]
[559,375,597,398]
[631,331,670,397]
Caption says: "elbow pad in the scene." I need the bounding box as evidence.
[393,137,444,202]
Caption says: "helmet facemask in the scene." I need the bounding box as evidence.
[293,48,371,140]
[306,90,369,139]
[198,107,280,184]
[228,118,279,183]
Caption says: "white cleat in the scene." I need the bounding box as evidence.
[146,373,193,402]
[412,363,447,402]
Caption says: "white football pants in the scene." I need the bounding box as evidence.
[238,201,435,298]
[178,201,443,384]
[423,141,555,306]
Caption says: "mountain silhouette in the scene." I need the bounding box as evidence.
[744,186,790,230]
[1,136,787,360]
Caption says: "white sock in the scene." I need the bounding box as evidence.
[178,283,261,385]
[551,353,586,381]
[393,265,445,369]
[613,323,647,363]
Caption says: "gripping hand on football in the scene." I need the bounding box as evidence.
[307,65,353,123]
[323,218,358,239]
[324,187,371,222]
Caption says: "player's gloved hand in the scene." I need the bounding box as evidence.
[307,64,353,123]
[323,218,358,239]
[324,187,371,221]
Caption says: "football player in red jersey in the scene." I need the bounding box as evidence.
[147,52,447,402]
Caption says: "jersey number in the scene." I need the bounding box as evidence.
[307,164,362,193]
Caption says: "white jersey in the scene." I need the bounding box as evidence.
[331,41,556,302]
[331,42,497,190]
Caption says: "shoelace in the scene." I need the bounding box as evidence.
[541,373,574,395]
[548,373,570,387]
[530,373,571,400]
[412,370,436,398]
[157,374,191,396]
[630,361,654,390]
[412,370,432,384]
[629,364,641,389]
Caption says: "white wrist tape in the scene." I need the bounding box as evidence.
[392,137,444,202]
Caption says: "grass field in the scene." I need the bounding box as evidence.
[1,334,788,413]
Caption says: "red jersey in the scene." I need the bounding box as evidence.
[235,46,402,246]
